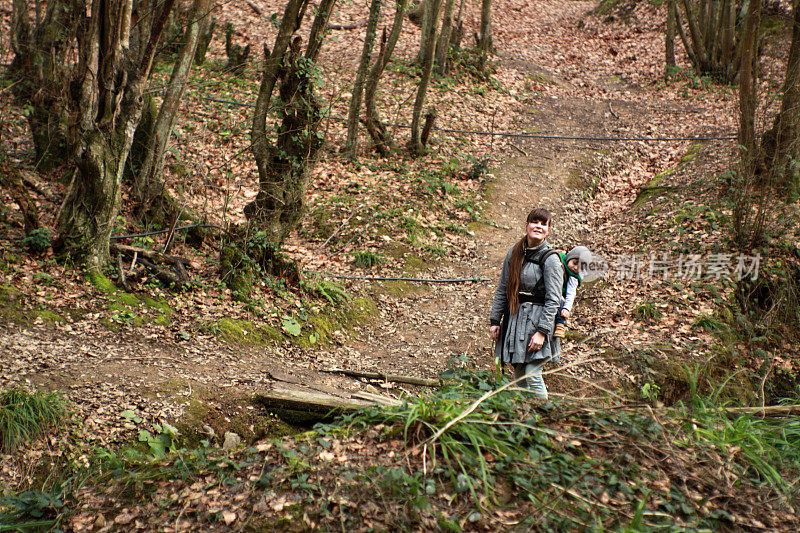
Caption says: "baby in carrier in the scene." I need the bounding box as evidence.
[553,246,591,339]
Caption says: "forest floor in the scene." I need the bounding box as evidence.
[2,0,800,531]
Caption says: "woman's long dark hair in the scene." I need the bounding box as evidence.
[507,208,552,314]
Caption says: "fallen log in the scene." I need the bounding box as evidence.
[254,383,379,425]
[322,368,440,387]
[720,404,800,417]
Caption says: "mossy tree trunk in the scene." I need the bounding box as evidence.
[129,0,213,227]
[345,0,384,157]
[759,0,800,196]
[247,0,338,244]
[365,0,409,155]
[10,0,80,171]
[410,0,443,155]
[10,0,177,271]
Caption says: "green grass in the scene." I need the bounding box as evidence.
[633,300,662,322]
[352,250,386,269]
[0,388,67,452]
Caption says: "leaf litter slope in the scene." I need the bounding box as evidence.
[2,0,798,529]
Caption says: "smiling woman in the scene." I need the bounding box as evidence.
[489,208,564,399]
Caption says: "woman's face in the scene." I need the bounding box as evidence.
[525,219,549,246]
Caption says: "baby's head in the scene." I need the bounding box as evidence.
[566,246,592,274]
[566,257,580,274]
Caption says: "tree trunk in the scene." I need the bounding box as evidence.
[410,0,443,155]
[54,0,177,270]
[436,0,456,74]
[131,0,212,226]
[732,0,763,248]
[345,0,383,157]
[666,0,676,69]
[247,0,338,244]
[738,0,759,158]
[477,0,493,71]
[365,0,409,155]
[194,15,216,65]
[759,0,800,195]
[10,0,79,171]
[674,0,749,82]
[0,150,40,235]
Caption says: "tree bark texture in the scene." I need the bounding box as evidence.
[10,0,81,170]
[38,0,178,270]
[194,14,216,65]
[0,151,40,234]
[759,0,800,193]
[247,0,338,244]
[225,22,251,74]
[666,0,676,68]
[345,0,384,157]
[364,0,408,155]
[478,0,493,71]
[436,0,456,74]
[737,0,760,159]
[733,0,763,247]
[131,0,212,225]
[410,0,443,154]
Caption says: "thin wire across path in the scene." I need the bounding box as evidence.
[197,96,736,143]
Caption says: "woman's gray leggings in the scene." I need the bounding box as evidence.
[513,361,548,400]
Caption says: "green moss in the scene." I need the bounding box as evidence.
[199,318,283,346]
[85,271,118,294]
[99,318,119,331]
[116,292,140,306]
[527,72,555,85]
[376,280,429,297]
[402,254,428,275]
[345,297,379,325]
[33,309,66,324]
[632,169,677,209]
[0,253,23,274]
[143,297,174,326]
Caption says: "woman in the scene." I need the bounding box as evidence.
[489,207,564,399]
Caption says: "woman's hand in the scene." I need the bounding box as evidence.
[528,331,545,352]
[560,309,570,318]
[490,325,500,341]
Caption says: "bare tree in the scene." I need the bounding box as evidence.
[435,0,456,74]
[759,0,800,194]
[247,0,338,243]
[345,0,384,157]
[666,0,677,69]
[130,0,213,226]
[673,0,747,82]
[365,0,410,155]
[11,0,178,270]
[409,0,442,154]
[477,0,493,71]
[733,0,764,248]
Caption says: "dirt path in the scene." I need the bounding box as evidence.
[0,0,698,445]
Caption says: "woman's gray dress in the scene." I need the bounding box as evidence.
[490,241,564,364]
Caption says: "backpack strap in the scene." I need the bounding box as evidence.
[559,253,582,297]
[523,249,559,305]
